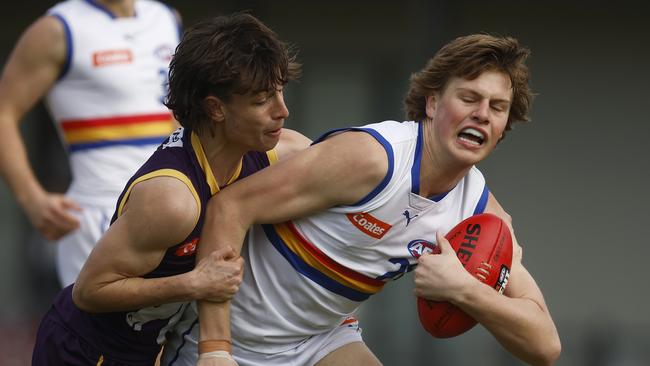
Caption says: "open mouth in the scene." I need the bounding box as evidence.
[458,128,485,146]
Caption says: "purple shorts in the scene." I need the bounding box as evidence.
[31,306,139,366]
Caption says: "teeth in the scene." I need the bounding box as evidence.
[461,128,485,140]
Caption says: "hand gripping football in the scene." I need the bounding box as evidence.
[417,213,513,338]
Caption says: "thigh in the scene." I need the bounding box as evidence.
[315,341,382,366]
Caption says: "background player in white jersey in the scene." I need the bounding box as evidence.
[172,34,561,366]
[0,0,181,286]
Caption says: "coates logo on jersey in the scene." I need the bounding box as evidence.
[175,238,199,257]
[407,239,438,259]
[92,49,133,67]
[346,212,391,239]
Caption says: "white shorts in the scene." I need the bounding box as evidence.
[55,203,113,286]
[161,316,364,366]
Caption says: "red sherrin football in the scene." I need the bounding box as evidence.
[417,213,513,338]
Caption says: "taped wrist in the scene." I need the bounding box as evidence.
[198,350,234,361]
[198,339,232,354]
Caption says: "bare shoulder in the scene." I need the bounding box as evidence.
[2,15,66,76]
[484,192,522,261]
[484,192,513,226]
[0,15,67,119]
[121,176,200,249]
[324,129,389,179]
[19,15,66,57]
[275,128,311,160]
[303,129,389,205]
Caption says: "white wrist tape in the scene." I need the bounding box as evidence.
[198,350,235,361]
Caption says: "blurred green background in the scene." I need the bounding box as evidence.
[1,1,648,365]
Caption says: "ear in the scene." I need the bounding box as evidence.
[204,96,226,122]
[425,95,437,119]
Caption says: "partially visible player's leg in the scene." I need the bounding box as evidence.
[310,317,382,366]
[314,341,382,366]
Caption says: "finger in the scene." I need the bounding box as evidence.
[212,246,236,260]
[234,256,244,269]
[50,206,81,228]
[435,231,453,254]
[61,196,83,211]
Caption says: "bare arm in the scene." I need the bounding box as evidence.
[196,131,387,357]
[414,193,561,365]
[73,176,243,312]
[274,128,312,160]
[0,16,81,239]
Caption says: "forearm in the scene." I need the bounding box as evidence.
[73,270,199,313]
[454,281,560,365]
[198,300,231,341]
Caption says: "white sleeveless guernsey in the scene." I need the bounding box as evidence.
[45,0,180,206]
[170,120,490,356]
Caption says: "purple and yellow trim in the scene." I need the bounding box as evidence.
[262,222,385,301]
[116,168,200,217]
[61,113,173,152]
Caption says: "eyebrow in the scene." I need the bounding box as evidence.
[456,87,512,105]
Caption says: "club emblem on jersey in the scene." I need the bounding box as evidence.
[403,210,419,226]
[174,238,198,257]
[162,128,184,149]
[154,44,174,62]
[407,239,438,259]
[346,212,392,239]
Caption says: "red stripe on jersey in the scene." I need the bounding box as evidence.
[285,221,384,286]
[61,113,172,130]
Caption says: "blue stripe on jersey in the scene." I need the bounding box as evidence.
[429,190,450,202]
[167,318,198,366]
[411,121,423,194]
[311,127,395,207]
[262,224,370,302]
[50,14,73,80]
[352,128,394,206]
[68,136,166,152]
[163,4,184,39]
[473,185,490,214]
[85,0,116,19]
[310,127,347,144]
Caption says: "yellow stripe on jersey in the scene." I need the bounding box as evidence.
[266,148,279,165]
[191,132,243,192]
[273,223,384,294]
[116,169,200,218]
[63,121,172,144]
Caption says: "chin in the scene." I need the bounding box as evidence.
[260,138,280,152]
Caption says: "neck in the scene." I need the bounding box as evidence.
[96,0,135,17]
[196,129,247,188]
[418,119,471,198]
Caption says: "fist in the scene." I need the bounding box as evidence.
[192,246,244,302]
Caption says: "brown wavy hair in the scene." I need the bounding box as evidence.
[165,13,301,134]
[404,34,532,138]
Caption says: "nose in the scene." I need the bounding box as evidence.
[471,99,490,123]
[273,92,289,120]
